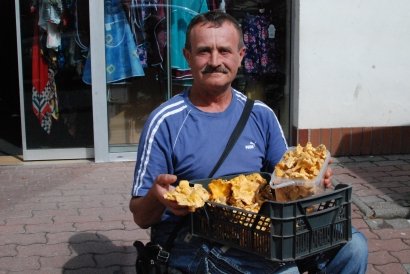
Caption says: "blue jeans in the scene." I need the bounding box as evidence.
[152,223,367,274]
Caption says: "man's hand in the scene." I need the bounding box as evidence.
[154,174,191,216]
[324,158,333,189]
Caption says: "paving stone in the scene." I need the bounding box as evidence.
[367,238,409,252]
[403,264,410,273]
[16,243,71,257]
[69,240,126,255]
[74,221,126,232]
[94,252,135,268]
[376,160,409,166]
[0,244,17,256]
[0,256,40,271]
[374,263,408,274]
[0,233,46,245]
[385,219,410,229]
[391,249,410,263]
[371,228,410,240]
[368,250,398,265]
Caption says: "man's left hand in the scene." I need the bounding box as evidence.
[324,158,333,189]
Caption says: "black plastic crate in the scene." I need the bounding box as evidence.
[190,172,352,262]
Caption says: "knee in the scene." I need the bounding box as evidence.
[337,227,368,265]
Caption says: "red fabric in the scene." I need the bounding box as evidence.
[32,13,48,94]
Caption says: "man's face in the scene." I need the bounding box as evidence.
[183,22,246,92]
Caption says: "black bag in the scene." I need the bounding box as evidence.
[133,241,168,274]
[133,99,254,274]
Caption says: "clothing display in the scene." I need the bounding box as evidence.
[243,13,278,74]
[82,0,145,84]
[31,4,59,134]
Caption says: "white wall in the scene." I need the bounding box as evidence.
[295,0,410,129]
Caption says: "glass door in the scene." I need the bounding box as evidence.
[15,0,94,160]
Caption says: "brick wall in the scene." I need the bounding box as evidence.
[292,126,410,157]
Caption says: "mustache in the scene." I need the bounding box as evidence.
[201,65,229,74]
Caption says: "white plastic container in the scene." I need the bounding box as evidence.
[270,147,331,203]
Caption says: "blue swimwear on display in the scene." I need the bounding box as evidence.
[83,0,145,84]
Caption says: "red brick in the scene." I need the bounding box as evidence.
[298,129,308,146]
[391,126,402,154]
[17,243,71,257]
[341,128,351,156]
[362,127,372,155]
[0,256,40,271]
[381,127,393,155]
[372,127,382,155]
[321,128,331,151]
[401,126,410,153]
[351,127,362,155]
[310,129,320,147]
[330,128,341,156]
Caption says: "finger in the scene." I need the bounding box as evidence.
[156,174,177,187]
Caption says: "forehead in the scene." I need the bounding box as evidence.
[190,22,240,44]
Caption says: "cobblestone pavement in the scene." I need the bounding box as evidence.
[0,155,409,273]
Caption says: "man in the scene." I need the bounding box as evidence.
[130,10,368,273]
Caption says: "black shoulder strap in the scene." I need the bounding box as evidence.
[163,98,254,252]
[207,98,255,178]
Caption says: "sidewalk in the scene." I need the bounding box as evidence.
[0,155,409,273]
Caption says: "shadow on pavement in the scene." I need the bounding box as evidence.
[63,233,136,274]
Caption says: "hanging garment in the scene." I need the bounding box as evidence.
[124,0,148,68]
[170,0,209,71]
[32,13,59,134]
[82,0,145,84]
[242,14,278,74]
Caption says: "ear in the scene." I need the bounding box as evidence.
[238,46,246,65]
[183,48,191,68]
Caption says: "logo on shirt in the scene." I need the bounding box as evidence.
[245,142,256,150]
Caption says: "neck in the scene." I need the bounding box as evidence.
[188,86,232,112]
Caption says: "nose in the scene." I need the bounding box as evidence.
[208,50,221,67]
